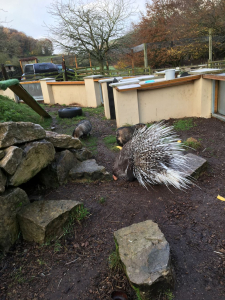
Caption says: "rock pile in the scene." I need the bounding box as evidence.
[0,121,110,252]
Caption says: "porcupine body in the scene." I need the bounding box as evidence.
[113,122,192,190]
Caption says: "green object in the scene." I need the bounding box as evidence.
[0,79,19,91]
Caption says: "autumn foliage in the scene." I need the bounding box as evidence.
[126,0,225,68]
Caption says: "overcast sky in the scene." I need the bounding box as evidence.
[0,0,148,44]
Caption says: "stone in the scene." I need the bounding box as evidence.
[0,122,46,149]
[0,146,23,175]
[0,150,5,160]
[70,147,92,161]
[0,169,6,193]
[17,200,82,244]
[45,131,82,149]
[69,159,112,181]
[182,153,207,179]
[0,188,29,252]
[9,140,55,186]
[114,220,174,299]
[38,150,78,187]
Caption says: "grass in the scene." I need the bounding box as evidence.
[82,136,98,155]
[109,242,124,272]
[0,96,52,129]
[173,118,195,131]
[103,135,120,152]
[83,105,104,117]
[183,137,201,150]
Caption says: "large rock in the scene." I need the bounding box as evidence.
[0,150,5,160]
[45,131,82,149]
[0,169,6,193]
[182,153,207,179]
[17,200,82,244]
[0,146,23,175]
[70,147,92,161]
[38,150,78,188]
[114,220,174,299]
[0,122,46,149]
[0,188,29,252]
[69,159,111,181]
[9,140,55,186]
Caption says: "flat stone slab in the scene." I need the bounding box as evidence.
[182,153,207,179]
[69,159,111,181]
[70,147,92,161]
[17,200,82,244]
[0,188,29,252]
[45,131,82,149]
[0,122,46,149]
[114,220,174,299]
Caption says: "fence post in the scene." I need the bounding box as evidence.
[62,56,68,81]
[208,28,213,67]
[144,43,148,73]
[131,49,134,75]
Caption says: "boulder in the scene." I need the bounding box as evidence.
[0,169,6,193]
[17,200,82,244]
[70,147,92,161]
[0,146,23,175]
[182,153,207,179]
[114,220,174,299]
[69,159,111,181]
[38,150,78,188]
[45,131,82,149]
[0,150,5,160]
[0,122,46,149]
[0,188,29,252]
[8,140,55,186]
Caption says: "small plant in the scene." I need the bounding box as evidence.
[37,259,45,265]
[98,197,106,204]
[173,119,195,131]
[13,267,25,284]
[54,240,62,253]
[164,290,174,300]
[109,243,123,272]
[183,137,201,150]
[73,206,90,221]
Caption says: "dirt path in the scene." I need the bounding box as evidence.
[1,108,225,300]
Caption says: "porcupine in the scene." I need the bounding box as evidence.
[72,120,92,138]
[113,122,192,190]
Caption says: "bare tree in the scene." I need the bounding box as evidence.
[46,0,137,72]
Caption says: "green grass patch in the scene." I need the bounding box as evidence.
[0,96,52,129]
[173,119,195,131]
[103,135,119,152]
[83,105,104,117]
[82,136,98,155]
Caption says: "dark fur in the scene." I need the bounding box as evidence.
[116,123,145,146]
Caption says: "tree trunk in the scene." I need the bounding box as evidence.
[99,60,104,75]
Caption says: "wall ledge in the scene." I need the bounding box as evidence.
[47,81,85,85]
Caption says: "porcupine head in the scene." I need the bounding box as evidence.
[113,141,135,181]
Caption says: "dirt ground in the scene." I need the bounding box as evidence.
[1,106,225,300]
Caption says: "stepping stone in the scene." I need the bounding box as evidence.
[45,131,82,149]
[114,220,174,300]
[17,200,82,244]
[69,159,111,181]
[182,153,207,179]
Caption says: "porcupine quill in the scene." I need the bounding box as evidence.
[113,122,193,190]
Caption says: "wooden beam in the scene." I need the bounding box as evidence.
[214,80,219,113]
[115,75,201,92]
[9,85,51,118]
[203,74,225,81]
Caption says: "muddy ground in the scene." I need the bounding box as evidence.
[1,106,225,300]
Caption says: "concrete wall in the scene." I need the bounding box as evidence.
[0,88,16,100]
[112,76,213,127]
[84,78,102,107]
[50,83,87,106]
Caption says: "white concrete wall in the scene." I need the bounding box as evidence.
[113,76,213,127]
